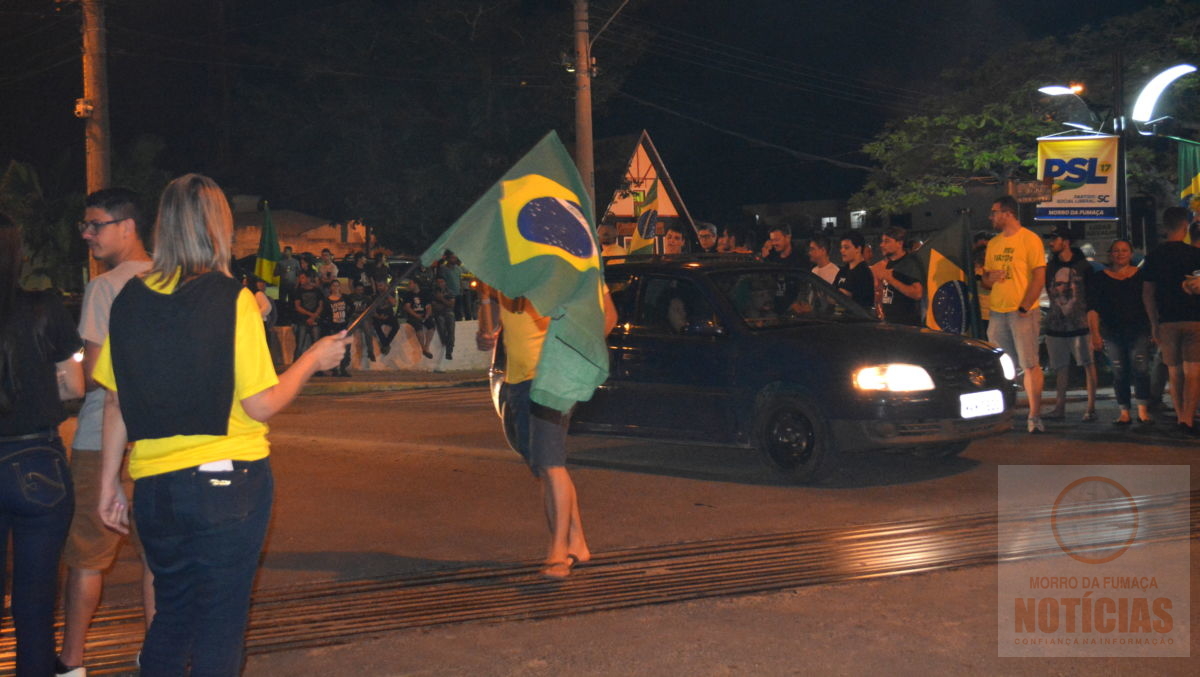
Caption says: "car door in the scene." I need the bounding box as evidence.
[607,274,738,443]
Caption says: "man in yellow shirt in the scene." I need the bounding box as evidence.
[980,196,1047,433]
[477,283,615,579]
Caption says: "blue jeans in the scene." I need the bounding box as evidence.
[0,435,73,677]
[134,458,273,677]
[1101,327,1152,409]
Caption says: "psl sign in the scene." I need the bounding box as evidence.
[1035,135,1119,221]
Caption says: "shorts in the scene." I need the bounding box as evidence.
[506,380,569,476]
[987,308,1041,369]
[1045,334,1093,370]
[1157,321,1200,366]
[407,317,435,330]
[62,449,142,570]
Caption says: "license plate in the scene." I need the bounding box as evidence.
[960,389,1004,419]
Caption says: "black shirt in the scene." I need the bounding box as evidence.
[0,290,82,435]
[880,254,923,326]
[1086,268,1149,334]
[1045,249,1092,337]
[834,262,875,311]
[1141,241,1200,324]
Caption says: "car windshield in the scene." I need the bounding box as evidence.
[710,270,876,329]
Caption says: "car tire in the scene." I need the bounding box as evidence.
[754,396,834,484]
[914,440,971,458]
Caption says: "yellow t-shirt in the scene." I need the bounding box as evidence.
[93,272,280,479]
[497,293,550,385]
[984,227,1046,314]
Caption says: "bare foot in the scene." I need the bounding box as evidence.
[569,546,592,564]
[540,555,577,580]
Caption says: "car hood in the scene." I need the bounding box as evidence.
[756,322,1000,368]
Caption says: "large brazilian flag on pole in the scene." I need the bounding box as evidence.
[420,131,608,411]
[915,215,979,337]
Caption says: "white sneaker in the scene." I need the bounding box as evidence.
[55,665,86,677]
[1027,417,1045,434]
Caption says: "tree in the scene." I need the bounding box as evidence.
[851,0,1200,215]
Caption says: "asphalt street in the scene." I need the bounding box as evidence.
[17,381,1198,675]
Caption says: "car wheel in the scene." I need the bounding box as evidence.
[914,440,971,458]
[754,396,834,483]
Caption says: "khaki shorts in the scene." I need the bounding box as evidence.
[62,449,142,570]
[1158,322,1200,367]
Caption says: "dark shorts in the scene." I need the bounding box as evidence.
[407,317,435,330]
[506,380,569,476]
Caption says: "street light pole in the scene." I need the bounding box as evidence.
[572,0,595,210]
[1112,50,1130,241]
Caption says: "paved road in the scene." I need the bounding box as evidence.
[42,386,1200,675]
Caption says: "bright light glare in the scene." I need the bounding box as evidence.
[1000,354,1016,381]
[853,364,934,392]
[1039,86,1076,96]
[1132,64,1196,122]
[73,349,85,363]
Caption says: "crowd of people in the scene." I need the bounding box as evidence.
[4,180,1200,676]
[609,197,1200,437]
[245,247,468,375]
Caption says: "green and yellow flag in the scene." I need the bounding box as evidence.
[627,178,659,255]
[420,131,608,411]
[254,201,281,286]
[1178,138,1200,215]
[915,218,978,336]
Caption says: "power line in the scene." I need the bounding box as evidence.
[616,90,874,171]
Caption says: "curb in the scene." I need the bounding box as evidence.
[301,378,489,396]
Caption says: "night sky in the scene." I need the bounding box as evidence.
[0,0,1161,227]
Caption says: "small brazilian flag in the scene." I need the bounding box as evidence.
[254,201,281,286]
[915,218,977,336]
[420,131,608,411]
[1178,138,1200,216]
[627,179,659,255]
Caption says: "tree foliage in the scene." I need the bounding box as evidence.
[851,0,1200,215]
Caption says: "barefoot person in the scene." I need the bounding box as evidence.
[477,283,616,578]
[95,174,351,675]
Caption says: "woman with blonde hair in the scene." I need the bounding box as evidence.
[0,211,84,676]
[95,174,349,675]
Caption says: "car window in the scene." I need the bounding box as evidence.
[711,270,874,329]
[637,277,717,335]
[605,272,638,325]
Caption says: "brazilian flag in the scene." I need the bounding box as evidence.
[254,200,281,286]
[915,218,978,336]
[1178,137,1200,216]
[627,179,659,255]
[420,131,608,411]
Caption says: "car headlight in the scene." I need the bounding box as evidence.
[853,364,935,392]
[999,353,1016,381]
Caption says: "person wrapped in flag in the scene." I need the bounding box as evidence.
[423,132,616,579]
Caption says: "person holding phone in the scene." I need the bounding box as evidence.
[94,174,350,675]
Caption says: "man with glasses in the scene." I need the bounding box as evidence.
[58,188,156,677]
[981,196,1047,433]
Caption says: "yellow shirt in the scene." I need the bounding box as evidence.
[984,227,1046,314]
[93,272,279,479]
[497,294,550,385]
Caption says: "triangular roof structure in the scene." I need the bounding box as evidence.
[598,130,695,233]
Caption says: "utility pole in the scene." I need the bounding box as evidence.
[80,0,111,194]
[572,0,595,209]
[79,0,111,278]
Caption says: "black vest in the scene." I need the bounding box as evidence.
[109,273,242,441]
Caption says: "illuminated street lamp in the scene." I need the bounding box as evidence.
[1131,63,1197,133]
[1041,63,1198,240]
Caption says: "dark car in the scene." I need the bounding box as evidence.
[491,258,1016,483]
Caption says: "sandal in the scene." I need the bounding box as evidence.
[539,554,578,580]
[1081,411,1097,422]
[1112,418,1132,426]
